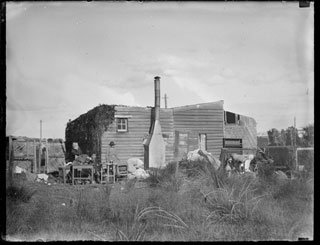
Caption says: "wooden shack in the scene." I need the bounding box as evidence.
[66,101,257,167]
[65,76,257,168]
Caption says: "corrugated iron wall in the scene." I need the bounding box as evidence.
[173,102,225,159]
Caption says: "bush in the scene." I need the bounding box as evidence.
[257,160,275,180]
[265,146,294,169]
[6,185,36,203]
[179,160,207,178]
[204,174,262,224]
[146,162,181,192]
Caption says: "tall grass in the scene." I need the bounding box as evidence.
[6,159,314,241]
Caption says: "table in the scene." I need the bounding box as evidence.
[72,165,94,185]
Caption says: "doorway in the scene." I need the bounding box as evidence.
[198,133,207,151]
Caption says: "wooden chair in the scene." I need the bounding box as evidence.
[100,162,116,184]
[116,164,128,182]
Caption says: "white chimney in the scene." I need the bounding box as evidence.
[143,76,166,169]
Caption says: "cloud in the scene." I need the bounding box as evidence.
[6,2,313,138]
[6,72,138,138]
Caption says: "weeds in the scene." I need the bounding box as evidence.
[203,175,264,224]
[6,159,314,241]
[7,184,36,203]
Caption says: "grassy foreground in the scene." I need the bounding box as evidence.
[5,161,313,241]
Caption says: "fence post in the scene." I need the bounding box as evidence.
[46,139,49,174]
[175,160,179,179]
[295,148,298,171]
[8,136,14,186]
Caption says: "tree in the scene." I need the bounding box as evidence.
[267,124,313,147]
[301,124,314,147]
[267,128,284,146]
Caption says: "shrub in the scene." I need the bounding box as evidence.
[6,185,36,203]
[257,159,275,180]
[112,206,188,241]
[146,162,181,192]
[179,160,207,178]
[203,174,263,224]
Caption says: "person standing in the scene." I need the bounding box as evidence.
[106,141,120,164]
[106,141,120,178]
[70,142,82,162]
[67,142,82,183]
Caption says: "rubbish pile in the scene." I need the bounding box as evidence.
[228,153,255,172]
[187,149,221,170]
[14,165,55,185]
[68,154,93,166]
[127,158,150,180]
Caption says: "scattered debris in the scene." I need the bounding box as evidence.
[126,158,149,180]
[14,166,26,174]
[228,153,255,172]
[37,173,49,182]
[127,158,144,173]
[133,168,150,179]
[73,154,93,165]
[187,149,221,170]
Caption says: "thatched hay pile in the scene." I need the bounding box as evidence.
[65,104,115,162]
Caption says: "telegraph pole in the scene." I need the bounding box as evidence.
[293,116,297,170]
[163,93,168,109]
[294,116,296,145]
[39,120,42,173]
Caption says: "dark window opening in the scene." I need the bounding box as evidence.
[226,111,236,124]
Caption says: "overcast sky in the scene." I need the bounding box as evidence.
[6,1,314,139]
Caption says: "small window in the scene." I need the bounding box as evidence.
[117,118,128,132]
[223,138,242,148]
[226,111,236,124]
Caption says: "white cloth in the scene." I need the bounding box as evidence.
[244,159,252,172]
[133,168,150,179]
[37,173,49,181]
[15,166,25,173]
[127,158,144,173]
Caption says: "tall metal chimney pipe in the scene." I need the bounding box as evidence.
[154,76,161,121]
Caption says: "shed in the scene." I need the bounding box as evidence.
[65,77,257,168]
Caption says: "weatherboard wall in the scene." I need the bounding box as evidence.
[101,106,174,164]
[224,114,257,149]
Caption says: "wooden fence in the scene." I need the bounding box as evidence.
[6,136,66,174]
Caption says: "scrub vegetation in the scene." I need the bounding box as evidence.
[5,160,313,241]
